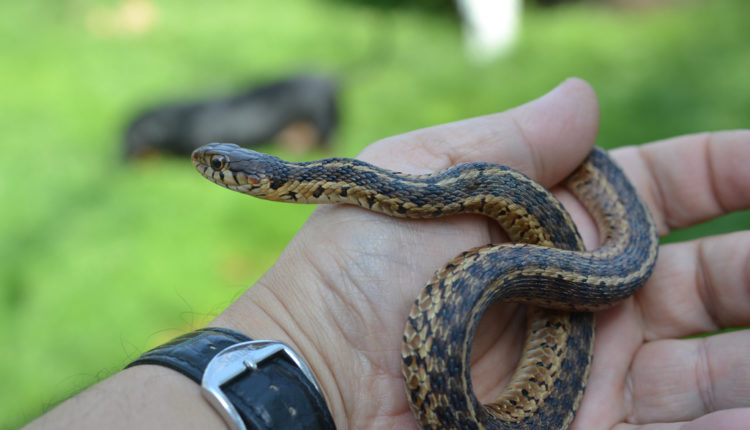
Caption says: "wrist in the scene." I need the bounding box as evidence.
[211,263,347,428]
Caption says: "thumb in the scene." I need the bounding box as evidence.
[359,77,600,187]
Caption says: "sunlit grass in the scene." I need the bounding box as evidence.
[1,0,748,427]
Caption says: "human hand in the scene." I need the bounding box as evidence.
[212,78,750,429]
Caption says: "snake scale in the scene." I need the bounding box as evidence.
[192,142,658,429]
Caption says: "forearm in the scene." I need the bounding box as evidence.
[24,365,224,429]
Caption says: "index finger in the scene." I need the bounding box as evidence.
[612,130,750,235]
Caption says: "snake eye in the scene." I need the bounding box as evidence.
[210,155,226,171]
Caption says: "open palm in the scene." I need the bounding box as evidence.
[213,79,750,429]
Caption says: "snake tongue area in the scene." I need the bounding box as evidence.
[192,143,658,430]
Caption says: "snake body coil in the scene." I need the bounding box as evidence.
[192,142,658,429]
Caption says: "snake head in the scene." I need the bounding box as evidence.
[191,143,284,196]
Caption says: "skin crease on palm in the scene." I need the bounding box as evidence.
[26,79,750,430]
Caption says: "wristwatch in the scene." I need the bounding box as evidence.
[127,327,336,430]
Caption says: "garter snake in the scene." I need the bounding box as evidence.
[192,142,659,429]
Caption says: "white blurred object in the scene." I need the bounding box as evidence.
[456,0,522,62]
[86,0,159,38]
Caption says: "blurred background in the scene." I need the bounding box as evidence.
[1,0,748,427]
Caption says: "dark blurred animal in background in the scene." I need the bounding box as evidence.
[124,75,339,158]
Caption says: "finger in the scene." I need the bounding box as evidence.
[574,229,750,427]
[611,130,750,236]
[638,230,750,339]
[625,330,750,425]
[357,78,599,188]
[613,408,750,430]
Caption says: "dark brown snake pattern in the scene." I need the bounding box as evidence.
[192,143,658,429]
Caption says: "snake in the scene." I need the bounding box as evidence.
[191,142,659,429]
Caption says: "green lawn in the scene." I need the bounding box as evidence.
[1,0,749,427]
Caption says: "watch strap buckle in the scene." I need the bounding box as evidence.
[201,340,322,430]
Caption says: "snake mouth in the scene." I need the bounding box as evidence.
[191,152,217,180]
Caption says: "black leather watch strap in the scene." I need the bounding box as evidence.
[127,328,336,430]
[128,328,250,382]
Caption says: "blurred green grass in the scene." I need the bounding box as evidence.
[1,0,748,427]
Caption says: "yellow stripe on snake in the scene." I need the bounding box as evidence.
[192,143,658,429]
